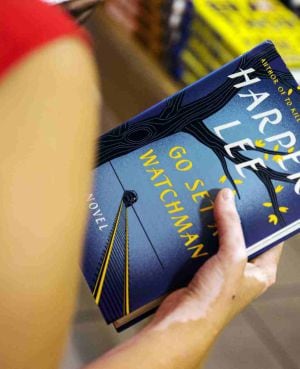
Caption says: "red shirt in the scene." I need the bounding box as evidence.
[0,0,89,81]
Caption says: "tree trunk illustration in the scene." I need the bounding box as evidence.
[96,43,297,224]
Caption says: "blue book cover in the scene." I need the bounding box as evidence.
[82,41,300,330]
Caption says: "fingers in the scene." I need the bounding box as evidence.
[213,188,247,266]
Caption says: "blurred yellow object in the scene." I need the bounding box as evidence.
[192,0,300,69]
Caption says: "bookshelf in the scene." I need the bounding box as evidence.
[87,7,180,123]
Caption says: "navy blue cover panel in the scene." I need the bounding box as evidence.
[82,41,300,328]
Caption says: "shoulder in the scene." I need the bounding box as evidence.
[0,2,98,143]
[0,0,91,81]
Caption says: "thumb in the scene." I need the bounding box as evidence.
[213,188,247,269]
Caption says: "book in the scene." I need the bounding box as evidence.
[179,0,300,84]
[194,0,300,69]
[82,41,300,331]
[103,1,300,84]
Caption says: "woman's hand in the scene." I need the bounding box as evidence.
[85,188,283,369]
[61,0,102,23]
[150,188,283,333]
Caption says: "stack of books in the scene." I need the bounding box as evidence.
[104,0,194,65]
[104,0,300,84]
[179,0,300,84]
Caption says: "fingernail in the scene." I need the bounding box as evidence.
[222,188,233,201]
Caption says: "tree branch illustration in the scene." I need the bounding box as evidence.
[96,45,296,224]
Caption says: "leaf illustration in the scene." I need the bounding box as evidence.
[234,179,243,185]
[273,154,283,163]
[264,153,269,161]
[255,139,265,147]
[288,147,295,154]
[263,202,272,207]
[219,175,227,183]
[268,214,278,225]
[279,207,288,213]
[288,88,293,96]
[275,185,284,193]
[273,144,280,151]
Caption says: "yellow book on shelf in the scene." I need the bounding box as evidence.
[192,0,300,69]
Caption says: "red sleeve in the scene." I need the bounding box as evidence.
[0,0,90,81]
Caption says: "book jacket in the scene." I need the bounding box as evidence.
[82,41,300,330]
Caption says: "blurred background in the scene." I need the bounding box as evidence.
[61,1,300,368]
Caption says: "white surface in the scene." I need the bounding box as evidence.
[292,69,300,84]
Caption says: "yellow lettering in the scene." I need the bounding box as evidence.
[184,179,205,192]
[160,189,178,202]
[188,244,208,258]
[192,190,210,203]
[146,167,164,181]
[154,175,173,188]
[140,148,207,260]
[176,159,193,172]
[169,146,187,159]
[180,233,199,246]
[171,215,193,233]
[139,149,159,166]
[165,201,184,214]
[200,204,214,213]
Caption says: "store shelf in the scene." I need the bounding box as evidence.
[87,7,180,123]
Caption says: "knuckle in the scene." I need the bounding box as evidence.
[228,247,247,265]
[219,237,247,264]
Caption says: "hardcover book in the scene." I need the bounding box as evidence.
[83,41,300,331]
[192,0,300,70]
[176,0,300,84]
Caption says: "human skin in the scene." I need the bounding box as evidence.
[0,32,282,369]
[85,189,282,369]
[0,37,99,369]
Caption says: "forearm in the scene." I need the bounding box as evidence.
[86,323,214,369]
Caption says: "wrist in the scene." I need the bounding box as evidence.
[138,313,219,369]
[148,285,234,333]
[140,290,227,358]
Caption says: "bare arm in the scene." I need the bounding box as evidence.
[84,189,282,369]
[0,37,99,369]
